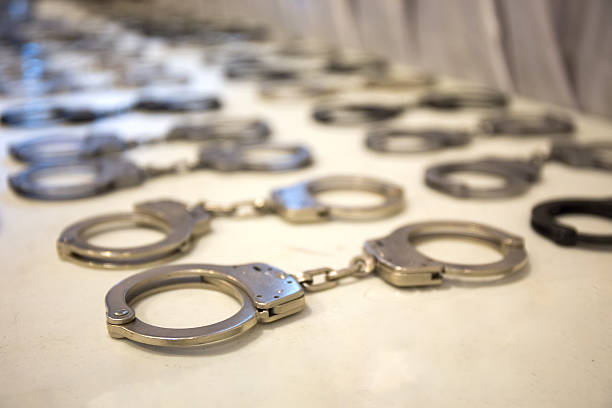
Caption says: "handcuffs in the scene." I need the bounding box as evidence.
[366,128,471,153]
[9,118,272,163]
[57,175,405,268]
[312,87,508,125]
[259,71,435,100]
[550,140,612,171]
[9,143,312,200]
[103,220,528,347]
[1,90,221,127]
[366,112,574,154]
[531,197,612,247]
[223,55,267,79]
[275,39,334,59]
[223,52,315,81]
[478,112,574,136]
[425,140,612,198]
[363,71,436,90]
[324,52,388,75]
[132,90,221,112]
[0,101,130,128]
[258,75,343,99]
[259,64,436,100]
[224,46,432,99]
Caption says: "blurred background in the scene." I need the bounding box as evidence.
[2,0,610,117]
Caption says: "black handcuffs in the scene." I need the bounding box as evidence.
[531,198,612,246]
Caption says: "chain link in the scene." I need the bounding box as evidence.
[298,254,376,292]
[197,197,272,218]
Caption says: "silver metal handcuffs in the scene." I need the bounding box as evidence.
[425,140,612,198]
[104,220,527,347]
[366,128,471,153]
[259,71,436,100]
[57,175,405,268]
[550,140,612,171]
[312,87,508,126]
[363,71,436,90]
[1,91,221,128]
[9,118,272,163]
[9,143,312,200]
[259,77,340,99]
[425,157,544,198]
[365,112,574,154]
[478,112,574,136]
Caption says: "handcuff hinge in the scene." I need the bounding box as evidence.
[257,296,307,323]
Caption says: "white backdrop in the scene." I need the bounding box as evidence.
[153,0,612,118]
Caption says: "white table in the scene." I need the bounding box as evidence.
[1,38,611,408]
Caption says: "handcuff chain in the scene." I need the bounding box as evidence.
[298,254,376,292]
[197,197,273,218]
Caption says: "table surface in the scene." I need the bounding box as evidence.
[1,37,611,408]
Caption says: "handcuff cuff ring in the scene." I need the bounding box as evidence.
[9,134,130,163]
[9,143,313,200]
[366,128,471,153]
[104,220,526,347]
[57,175,405,268]
[425,158,542,198]
[312,102,404,125]
[531,198,612,246]
[9,158,146,201]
